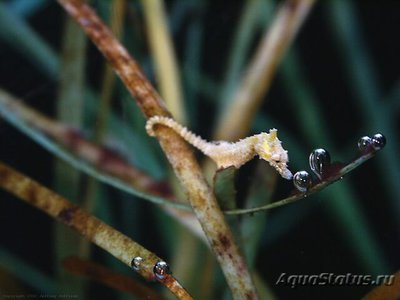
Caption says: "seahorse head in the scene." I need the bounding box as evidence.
[255,129,293,180]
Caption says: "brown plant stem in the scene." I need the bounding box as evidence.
[361,271,400,300]
[63,256,166,300]
[0,89,170,198]
[0,88,206,241]
[0,161,192,300]
[214,0,315,141]
[56,0,258,298]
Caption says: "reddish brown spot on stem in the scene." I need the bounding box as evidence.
[57,206,78,224]
[321,162,345,181]
[25,184,39,205]
[218,233,232,250]
[64,129,83,151]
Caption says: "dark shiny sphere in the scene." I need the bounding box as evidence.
[131,256,142,271]
[309,148,331,178]
[357,136,372,151]
[372,133,386,150]
[154,261,170,280]
[293,170,312,193]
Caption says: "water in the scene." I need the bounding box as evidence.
[293,170,311,193]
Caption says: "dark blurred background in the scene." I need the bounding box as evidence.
[0,1,399,299]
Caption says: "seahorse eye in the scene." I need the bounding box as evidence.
[271,153,280,161]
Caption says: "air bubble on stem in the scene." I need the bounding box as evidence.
[293,170,312,193]
[131,256,143,271]
[309,148,331,180]
[153,261,171,280]
[372,133,386,150]
[358,136,372,151]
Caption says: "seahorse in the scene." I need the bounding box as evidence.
[146,116,293,180]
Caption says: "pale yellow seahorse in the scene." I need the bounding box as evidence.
[146,116,293,180]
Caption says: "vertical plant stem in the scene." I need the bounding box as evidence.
[82,0,126,257]
[56,0,258,298]
[93,0,125,142]
[54,13,87,296]
[172,6,205,288]
[241,164,277,265]
[170,228,200,294]
[219,0,272,112]
[214,0,315,141]
[141,0,186,124]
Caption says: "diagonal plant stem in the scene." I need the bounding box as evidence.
[0,161,192,300]
[225,145,381,215]
[0,89,174,201]
[56,0,257,298]
[1,88,382,220]
[0,88,208,242]
[214,0,315,141]
[219,0,272,113]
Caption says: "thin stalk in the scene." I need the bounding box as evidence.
[219,0,272,112]
[141,0,186,124]
[82,0,126,257]
[54,13,87,296]
[240,164,278,264]
[214,0,315,141]
[0,162,192,300]
[225,145,381,215]
[93,0,125,142]
[56,0,257,298]
[170,228,200,294]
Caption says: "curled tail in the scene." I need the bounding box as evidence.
[146,116,210,153]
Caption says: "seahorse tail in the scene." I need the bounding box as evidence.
[145,116,209,152]
[145,115,165,136]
